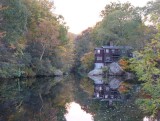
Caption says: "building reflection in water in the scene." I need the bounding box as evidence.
[91,76,131,106]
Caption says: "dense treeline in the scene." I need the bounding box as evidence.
[130,0,160,115]
[0,0,74,78]
[74,2,157,73]
[74,0,160,116]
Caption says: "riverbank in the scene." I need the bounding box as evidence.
[0,65,64,79]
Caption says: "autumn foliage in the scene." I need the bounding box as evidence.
[118,58,129,70]
[0,0,70,78]
[80,52,94,72]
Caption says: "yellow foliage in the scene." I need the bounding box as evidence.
[80,52,94,70]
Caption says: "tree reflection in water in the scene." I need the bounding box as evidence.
[0,75,153,121]
[82,76,146,121]
[0,76,73,121]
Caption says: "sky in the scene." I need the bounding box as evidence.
[53,0,153,34]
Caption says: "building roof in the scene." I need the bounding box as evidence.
[94,47,104,50]
[94,46,133,50]
[102,46,133,49]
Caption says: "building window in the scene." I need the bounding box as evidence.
[122,50,125,54]
[111,49,115,53]
[106,57,110,61]
[97,57,102,61]
[106,49,109,53]
[97,50,100,54]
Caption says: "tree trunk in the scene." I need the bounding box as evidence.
[40,44,45,61]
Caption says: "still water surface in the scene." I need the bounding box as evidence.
[65,102,93,121]
[0,75,151,121]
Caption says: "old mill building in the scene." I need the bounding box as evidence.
[94,45,133,69]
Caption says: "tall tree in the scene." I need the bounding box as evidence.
[33,19,59,61]
[143,0,160,26]
[1,0,28,43]
[92,2,146,49]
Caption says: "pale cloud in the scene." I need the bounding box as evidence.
[54,0,153,34]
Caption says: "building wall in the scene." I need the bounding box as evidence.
[94,63,104,69]
[94,46,132,67]
[104,49,112,63]
[94,49,104,63]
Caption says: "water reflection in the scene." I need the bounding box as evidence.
[0,77,68,121]
[143,116,156,121]
[88,75,145,121]
[0,75,154,121]
[92,77,131,107]
[65,102,93,121]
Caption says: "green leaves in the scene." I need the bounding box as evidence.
[92,2,145,48]
[1,0,28,43]
[80,52,94,72]
[143,0,160,25]
[0,0,70,78]
[130,40,160,115]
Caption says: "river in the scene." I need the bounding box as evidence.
[0,75,155,121]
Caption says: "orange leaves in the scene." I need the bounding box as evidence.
[118,85,128,93]
[139,90,152,99]
[0,5,8,11]
[118,82,131,94]
[118,58,129,70]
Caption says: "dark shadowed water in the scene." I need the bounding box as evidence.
[0,75,152,121]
